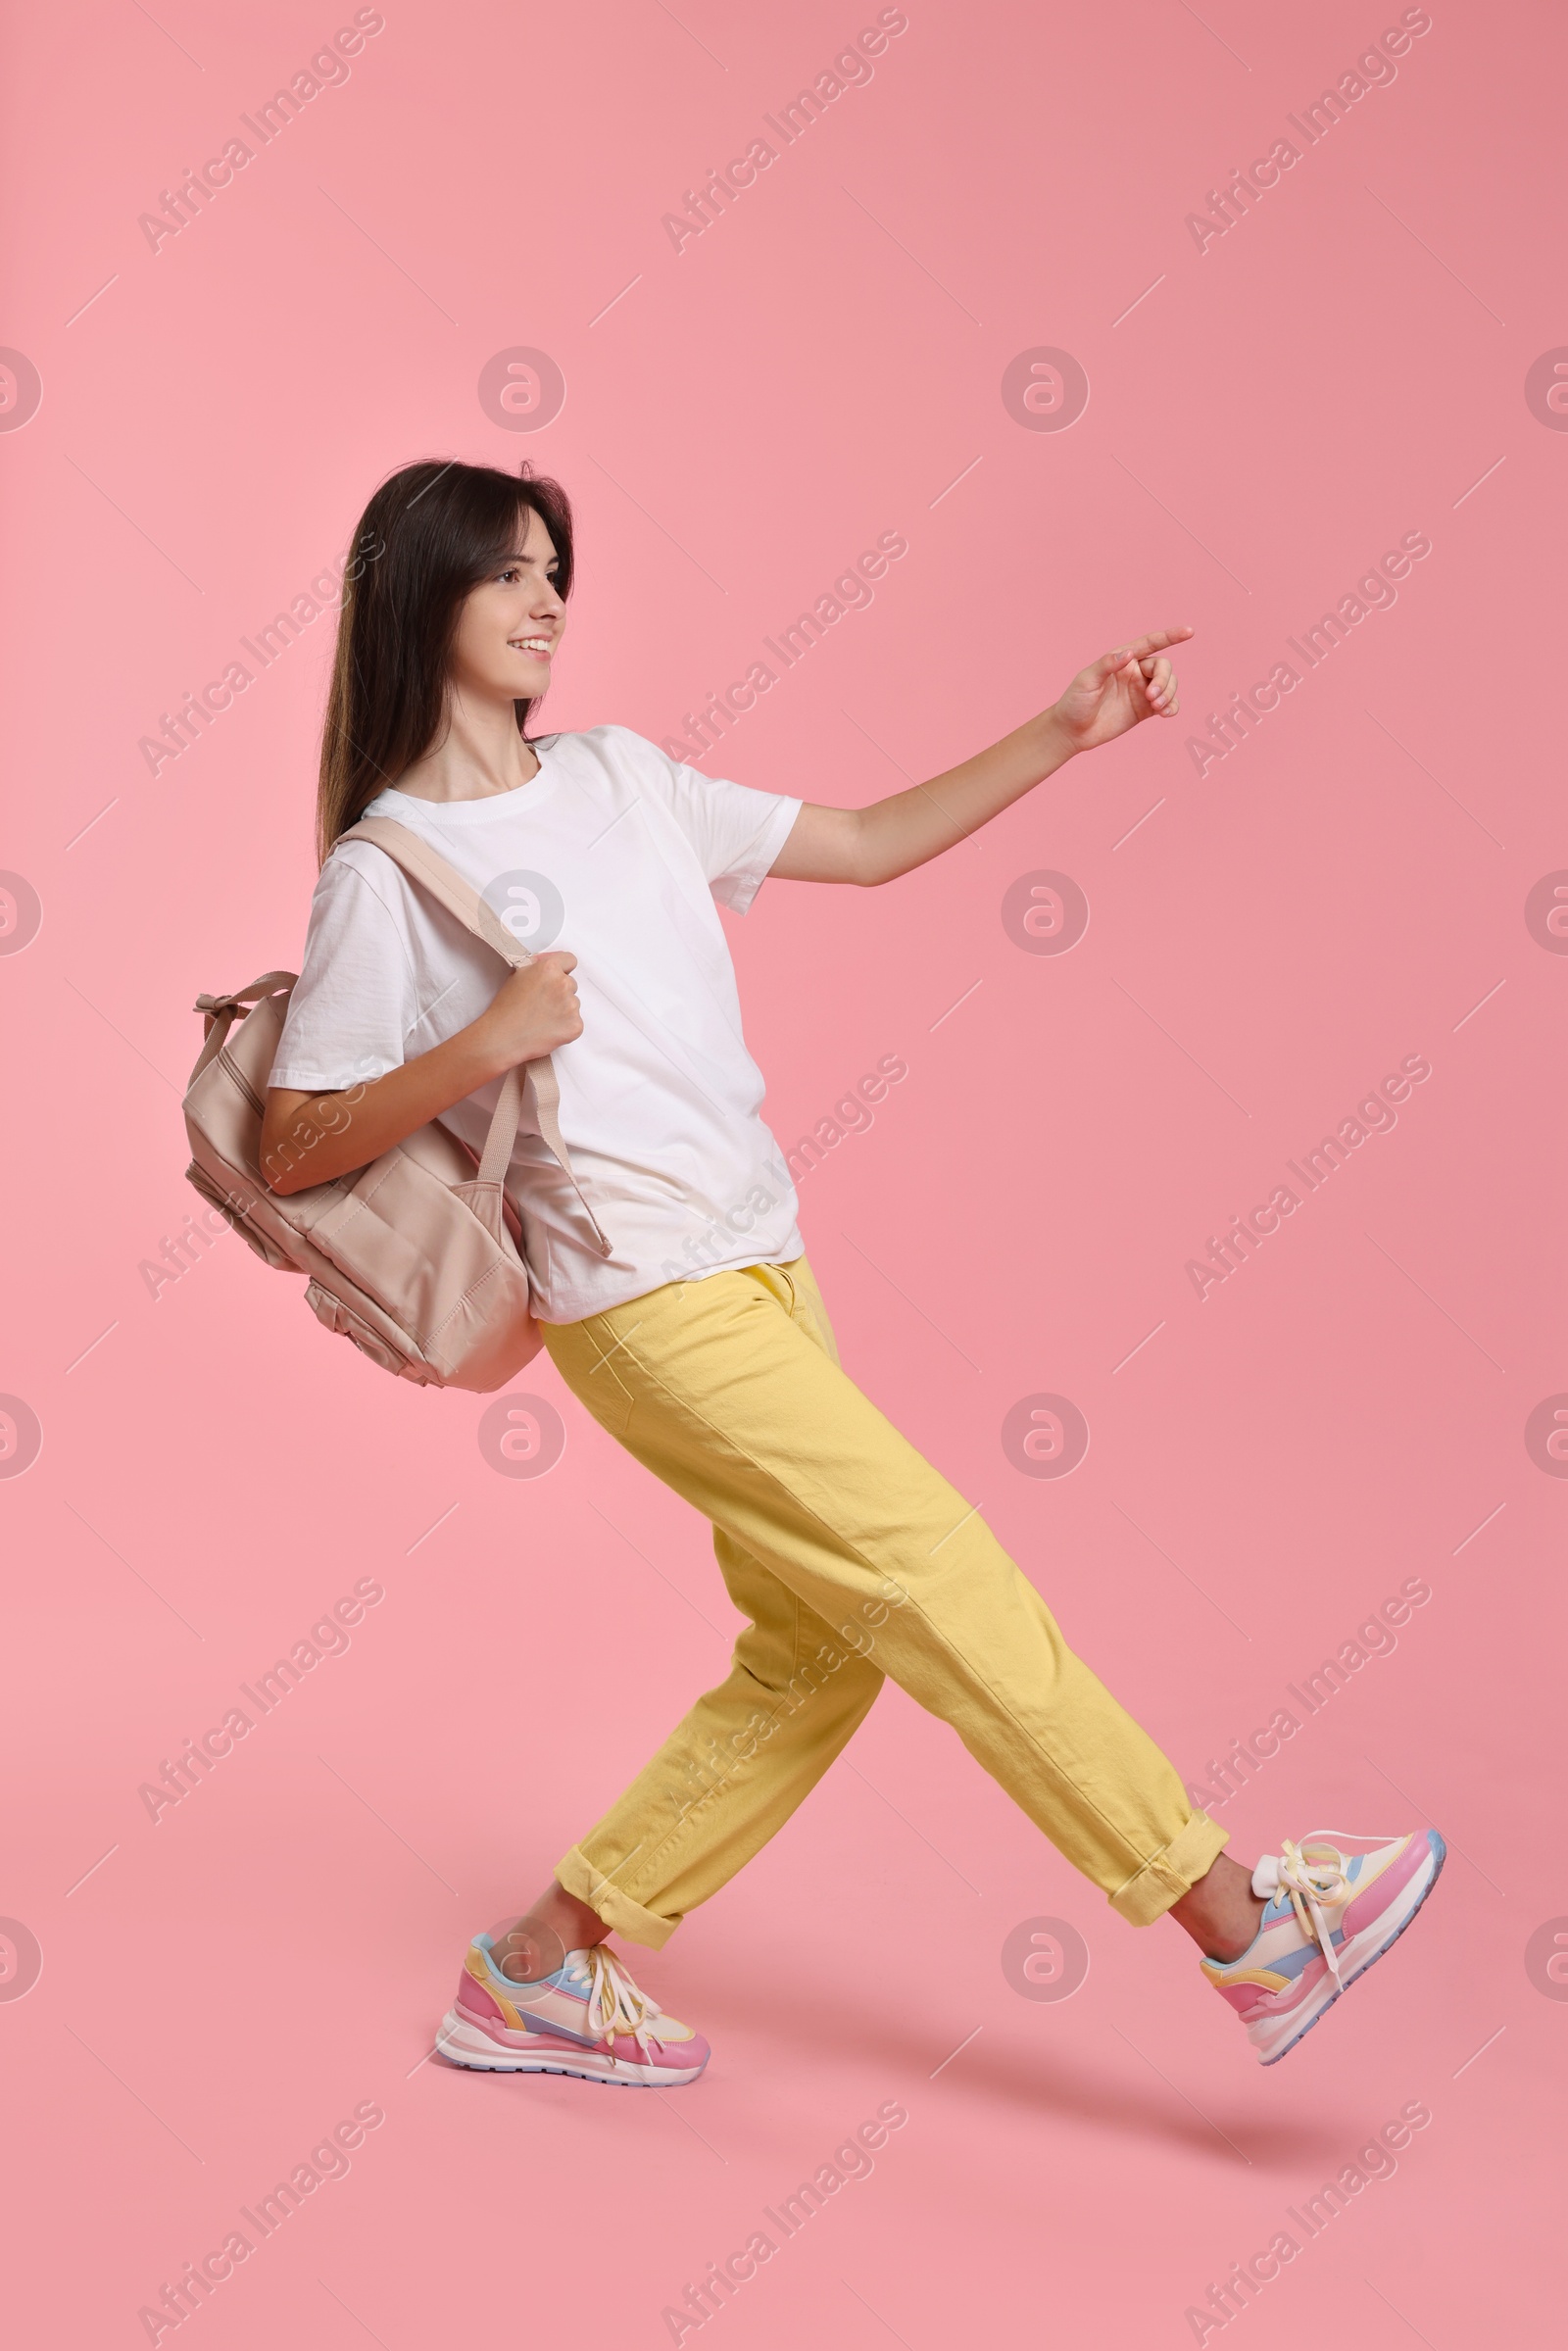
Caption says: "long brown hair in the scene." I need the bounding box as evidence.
[316,459,575,862]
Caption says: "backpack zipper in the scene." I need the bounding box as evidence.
[220,1048,266,1119]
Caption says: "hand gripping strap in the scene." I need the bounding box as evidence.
[337,816,612,1257]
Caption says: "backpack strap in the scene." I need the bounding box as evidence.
[341,817,525,965]
[337,815,612,1259]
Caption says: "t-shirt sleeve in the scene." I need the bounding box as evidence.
[627,730,802,915]
[268,853,423,1092]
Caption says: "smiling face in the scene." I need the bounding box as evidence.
[447,503,566,710]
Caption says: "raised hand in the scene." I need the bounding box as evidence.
[1052,625,1194,756]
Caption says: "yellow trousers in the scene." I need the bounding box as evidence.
[542,1258,1226,1948]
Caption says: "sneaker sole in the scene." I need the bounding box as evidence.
[434,2010,709,2087]
[1255,1832,1446,2066]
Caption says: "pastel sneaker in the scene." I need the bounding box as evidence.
[436,1935,710,2086]
[1202,1827,1446,2066]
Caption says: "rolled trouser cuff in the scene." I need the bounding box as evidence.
[1109,1811,1231,1926]
[555,1844,679,1950]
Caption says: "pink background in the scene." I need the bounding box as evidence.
[2,1,1562,2343]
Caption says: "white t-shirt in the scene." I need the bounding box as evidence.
[271,725,806,1322]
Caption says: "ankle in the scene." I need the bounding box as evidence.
[1196,1900,1266,1964]
[488,1885,609,1982]
[1168,1853,1266,1962]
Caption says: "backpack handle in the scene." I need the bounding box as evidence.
[191,972,298,1083]
[337,816,612,1259]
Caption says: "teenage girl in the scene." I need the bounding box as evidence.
[261,462,1443,2083]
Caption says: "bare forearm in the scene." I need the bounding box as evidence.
[262,1021,503,1195]
[854,708,1077,883]
[772,626,1190,889]
[773,709,1080,888]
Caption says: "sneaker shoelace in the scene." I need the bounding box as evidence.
[567,1946,669,2060]
[1250,1831,1387,1985]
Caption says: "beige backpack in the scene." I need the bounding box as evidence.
[181,816,611,1391]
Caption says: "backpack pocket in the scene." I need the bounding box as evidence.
[304,1279,434,1384]
[185,1158,297,1271]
